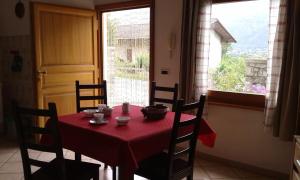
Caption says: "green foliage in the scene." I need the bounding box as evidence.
[211,54,246,92]
[113,53,149,81]
[107,16,117,46]
[135,53,149,70]
[221,43,233,56]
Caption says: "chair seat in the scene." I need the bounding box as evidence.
[32,159,100,180]
[135,152,189,180]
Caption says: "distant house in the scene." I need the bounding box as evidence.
[114,23,149,63]
[209,18,236,68]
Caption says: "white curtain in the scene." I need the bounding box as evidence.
[264,0,287,127]
[195,0,212,118]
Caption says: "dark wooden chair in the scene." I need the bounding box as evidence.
[75,80,108,161]
[150,81,178,111]
[13,102,100,180]
[135,95,206,180]
[75,80,116,180]
[75,80,107,112]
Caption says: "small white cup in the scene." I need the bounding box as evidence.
[93,113,104,122]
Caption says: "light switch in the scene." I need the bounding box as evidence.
[161,69,169,75]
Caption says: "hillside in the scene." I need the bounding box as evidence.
[212,0,270,58]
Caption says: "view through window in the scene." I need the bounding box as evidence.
[208,0,270,94]
[102,8,150,107]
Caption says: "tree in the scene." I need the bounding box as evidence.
[107,15,117,46]
[211,54,246,92]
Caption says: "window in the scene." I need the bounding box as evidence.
[206,0,277,110]
[208,0,269,95]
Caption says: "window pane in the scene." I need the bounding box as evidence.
[103,8,150,106]
[208,0,269,94]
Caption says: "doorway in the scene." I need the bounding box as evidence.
[98,1,154,107]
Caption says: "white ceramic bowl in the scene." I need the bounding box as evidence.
[115,116,130,126]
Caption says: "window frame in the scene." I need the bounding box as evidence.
[95,0,155,86]
[207,0,266,111]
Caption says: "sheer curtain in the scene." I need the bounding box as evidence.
[194,0,212,118]
[264,0,287,127]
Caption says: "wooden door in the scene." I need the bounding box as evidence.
[32,3,99,126]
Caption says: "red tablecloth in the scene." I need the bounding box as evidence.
[43,105,216,179]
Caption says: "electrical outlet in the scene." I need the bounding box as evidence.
[161,69,169,75]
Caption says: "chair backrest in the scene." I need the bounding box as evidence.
[75,80,107,112]
[150,81,178,111]
[14,102,66,180]
[167,95,206,179]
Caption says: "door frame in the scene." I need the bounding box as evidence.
[95,0,155,84]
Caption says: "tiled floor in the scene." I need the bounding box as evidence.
[0,138,275,180]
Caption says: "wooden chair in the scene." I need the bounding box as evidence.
[150,81,179,111]
[75,80,108,161]
[13,102,100,180]
[75,80,116,180]
[75,80,107,112]
[135,95,206,180]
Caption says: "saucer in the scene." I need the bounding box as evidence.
[89,119,108,125]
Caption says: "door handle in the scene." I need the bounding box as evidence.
[37,69,47,74]
[37,69,47,81]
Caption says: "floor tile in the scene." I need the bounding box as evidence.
[242,177,277,180]
[8,150,40,162]
[0,173,23,180]
[205,165,240,179]
[37,152,56,162]
[196,158,220,167]
[210,178,242,180]
[0,162,23,173]
[64,150,75,160]
[193,167,211,180]
[0,151,15,163]
[0,138,276,180]
[234,168,265,178]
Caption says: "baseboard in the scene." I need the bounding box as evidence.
[198,152,289,180]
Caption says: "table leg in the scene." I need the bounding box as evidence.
[118,166,134,180]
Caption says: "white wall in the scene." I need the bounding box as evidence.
[209,30,222,68]
[0,0,293,174]
[202,105,292,173]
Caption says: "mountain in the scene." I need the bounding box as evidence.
[212,0,270,57]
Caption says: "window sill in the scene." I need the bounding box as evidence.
[207,90,265,111]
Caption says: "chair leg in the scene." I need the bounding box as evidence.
[112,166,116,180]
[93,169,99,180]
[75,152,81,161]
[187,174,193,180]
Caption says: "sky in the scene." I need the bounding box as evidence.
[104,8,150,25]
[212,0,271,55]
